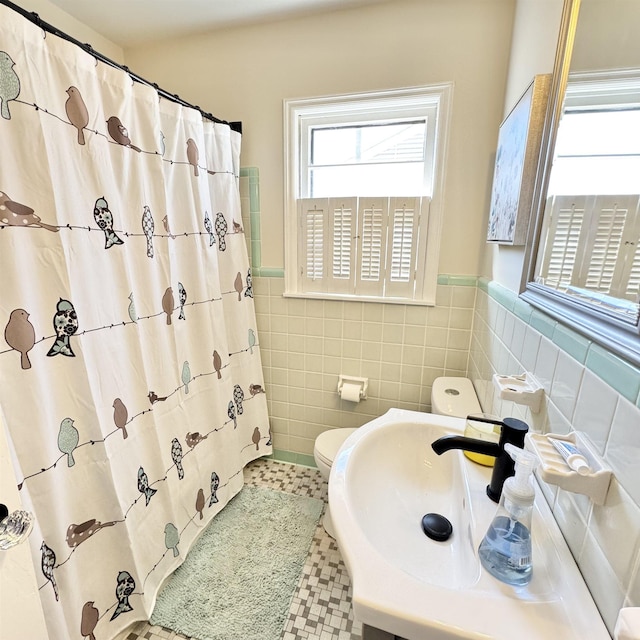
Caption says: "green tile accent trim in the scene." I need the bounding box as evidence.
[552,324,591,364]
[295,453,317,467]
[437,275,478,286]
[481,278,640,405]
[270,449,296,464]
[239,167,259,178]
[529,309,556,339]
[486,279,517,311]
[512,297,533,323]
[240,166,276,278]
[270,449,317,468]
[585,344,640,403]
[259,268,285,278]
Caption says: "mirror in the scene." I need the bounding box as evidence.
[523,0,640,367]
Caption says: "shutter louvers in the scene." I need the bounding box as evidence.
[390,203,415,282]
[611,195,640,301]
[329,198,357,293]
[297,196,429,300]
[386,197,421,298]
[541,197,586,290]
[625,242,640,301]
[357,198,388,296]
[583,199,628,294]
[298,198,328,292]
[542,195,640,309]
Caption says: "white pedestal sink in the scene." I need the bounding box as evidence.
[329,408,610,640]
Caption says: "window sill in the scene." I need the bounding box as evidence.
[282,291,435,306]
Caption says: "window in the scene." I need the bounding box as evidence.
[284,86,452,304]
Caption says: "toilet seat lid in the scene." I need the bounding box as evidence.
[314,428,358,466]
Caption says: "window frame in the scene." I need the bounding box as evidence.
[284,85,453,305]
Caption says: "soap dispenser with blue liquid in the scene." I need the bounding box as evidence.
[478,443,538,586]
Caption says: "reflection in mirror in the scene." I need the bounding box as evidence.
[533,69,640,324]
[524,0,640,366]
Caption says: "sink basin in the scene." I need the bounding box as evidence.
[329,408,610,640]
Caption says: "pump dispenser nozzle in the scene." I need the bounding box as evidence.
[504,443,538,505]
[478,444,539,586]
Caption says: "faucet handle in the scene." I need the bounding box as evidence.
[465,414,529,449]
[499,417,529,448]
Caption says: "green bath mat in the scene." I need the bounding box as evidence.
[150,485,324,640]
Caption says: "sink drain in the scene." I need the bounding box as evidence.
[421,512,453,541]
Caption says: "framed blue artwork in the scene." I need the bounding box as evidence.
[487,74,551,245]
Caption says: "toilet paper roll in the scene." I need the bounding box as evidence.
[340,382,361,403]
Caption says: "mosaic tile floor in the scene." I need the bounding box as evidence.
[124,457,362,640]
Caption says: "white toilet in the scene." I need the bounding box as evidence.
[314,427,358,537]
[313,376,481,537]
[431,376,482,417]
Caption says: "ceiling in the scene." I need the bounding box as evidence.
[47,0,394,48]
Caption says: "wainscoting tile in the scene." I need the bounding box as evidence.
[534,336,559,394]
[550,351,584,421]
[586,344,640,403]
[588,480,640,592]
[573,369,618,454]
[552,488,589,561]
[606,397,640,506]
[579,532,626,635]
[552,324,591,364]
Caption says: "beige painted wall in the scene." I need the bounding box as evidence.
[13,0,124,62]
[484,0,564,292]
[124,0,516,278]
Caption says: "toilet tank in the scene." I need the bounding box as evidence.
[431,377,481,418]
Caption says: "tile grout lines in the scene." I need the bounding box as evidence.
[128,457,362,640]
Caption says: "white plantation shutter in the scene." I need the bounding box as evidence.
[625,241,640,301]
[298,198,328,292]
[539,196,586,289]
[298,196,429,299]
[540,195,640,299]
[357,198,388,296]
[615,197,640,301]
[580,197,630,293]
[329,198,357,294]
[386,197,422,297]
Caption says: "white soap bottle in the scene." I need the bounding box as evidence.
[478,443,539,586]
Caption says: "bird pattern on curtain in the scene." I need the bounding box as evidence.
[0,6,270,640]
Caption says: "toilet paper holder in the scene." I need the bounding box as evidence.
[337,375,368,401]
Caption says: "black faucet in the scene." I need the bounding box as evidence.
[431,416,529,503]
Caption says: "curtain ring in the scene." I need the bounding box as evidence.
[122,65,134,86]
[83,44,98,67]
[31,13,46,38]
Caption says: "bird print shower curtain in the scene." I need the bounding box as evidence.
[0,5,270,640]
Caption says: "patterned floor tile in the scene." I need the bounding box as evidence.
[126,458,362,640]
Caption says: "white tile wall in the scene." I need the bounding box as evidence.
[254,276,475,461]
[470,287,640,635]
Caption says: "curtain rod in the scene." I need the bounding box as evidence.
[0,0,242,134]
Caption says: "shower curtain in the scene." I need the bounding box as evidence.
[0,5,270,640]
